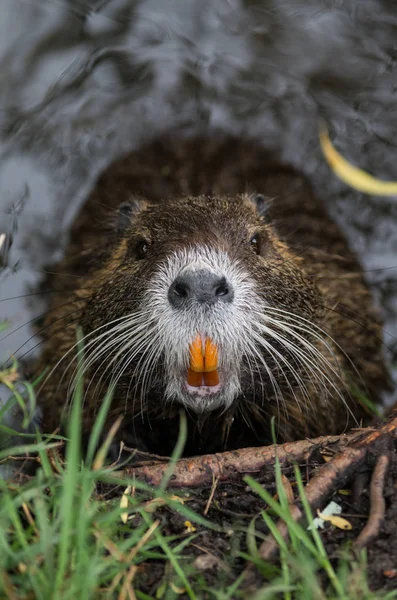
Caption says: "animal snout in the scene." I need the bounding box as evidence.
[168,269,234,308]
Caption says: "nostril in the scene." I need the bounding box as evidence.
[174,282,189,297]
[215,282,229,297]
[214,276,229,298]
[168,276,193,308]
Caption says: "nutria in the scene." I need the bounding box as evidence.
[34,135,388,455]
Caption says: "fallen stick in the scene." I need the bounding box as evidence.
[124,433,353,488]
[257,412,397,560]
[354,454,390,550]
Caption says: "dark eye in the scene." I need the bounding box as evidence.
[250,234,261,255]
[136,239,150,258]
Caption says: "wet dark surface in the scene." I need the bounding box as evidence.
[0,0,397,403]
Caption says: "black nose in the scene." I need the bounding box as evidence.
[168,269,234,308]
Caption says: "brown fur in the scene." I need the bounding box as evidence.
[34,135,389,454]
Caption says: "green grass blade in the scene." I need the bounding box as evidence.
[157,410,187,496]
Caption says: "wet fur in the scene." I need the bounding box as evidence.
[35,135,388,454]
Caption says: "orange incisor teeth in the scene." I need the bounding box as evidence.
[188,335,219,387]
[204,338,218,372]
[189,335,204,373]
[187,369,203,387]
[204,370,219,386]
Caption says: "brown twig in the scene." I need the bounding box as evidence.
[121,446,170,465]
[354,454,390,550]
[124,434,352,488]
[204,475,219,515]
[256,412,397,560]
[118,565,138,600]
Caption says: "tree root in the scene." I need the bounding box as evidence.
[354,454,389,550]
[124,434,352,488]
[257,411,397,560]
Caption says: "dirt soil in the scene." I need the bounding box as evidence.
[99,444,397,597]
[8,433,397,597]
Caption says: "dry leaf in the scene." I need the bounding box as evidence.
[184,520,196,533]
[120,485,131,523]
[0,363,19,385]
[144,498,166,513]
[317,509,352,530]
[281,474,294,504]
[144,494,184,513]
[170,582,186,594]
[308,501,342,530]
[170,495,185,504]
[320,453,333,463]
[193,554,220,571]
[273,474,294,503]
[319,123,397,196]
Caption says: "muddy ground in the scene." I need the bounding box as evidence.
[94,441,397,596]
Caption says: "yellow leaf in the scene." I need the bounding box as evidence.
[317,509,352,530]
[184,520,196,533]
[170,495,185,504]
[320,453,333,463]
[319,122,397,196]
[170,582,186,594]
[144,498,166,513]
[120,485,131,524]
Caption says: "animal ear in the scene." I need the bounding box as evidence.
[117,199,146,235]
[248,193,271,218]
